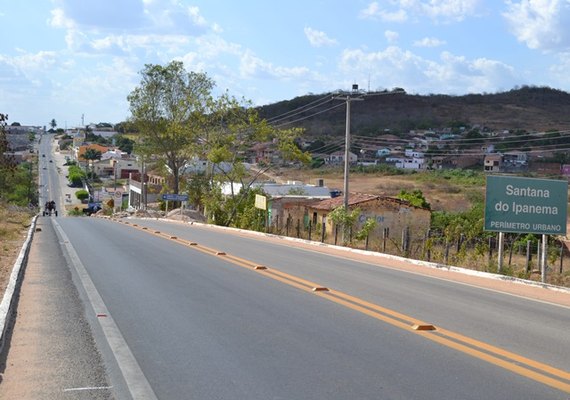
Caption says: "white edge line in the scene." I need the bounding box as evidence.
[0,215,38,353]
[53,220,158,400]
[63,386,113,392]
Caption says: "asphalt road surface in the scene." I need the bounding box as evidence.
[1,134,569,399]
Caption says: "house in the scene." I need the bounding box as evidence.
[395,150,426,170]
[219,180,332,228]
[484,154,502,172]
[92,156,141,179]
[250,142,277,164]
[325,151,358,165]
[178,158,233,175]
[375,148,391,157]
[127,171,164,210]
[304,193,431,242]
[74,143,111,165]
[503,151,528,165]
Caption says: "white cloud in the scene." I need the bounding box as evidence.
[418,0,480,21]
[240,50,310,80]
[414,37,446,47]
[338,46,518,94]
[385,30,400,43]
[360,0,480,23]
[504,0,570,51]
[304,27,338,47]
[360,3,408,22]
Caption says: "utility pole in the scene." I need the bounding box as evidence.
[334,84,364,213]
[334,84,364,243]
[333,86,406,244]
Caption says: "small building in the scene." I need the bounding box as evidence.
[484,154,502,172]
[325,151,358,165]
[304,193,431,242]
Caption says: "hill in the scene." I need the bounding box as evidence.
[258,86,570,137]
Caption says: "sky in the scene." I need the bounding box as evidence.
[1,0,570,128]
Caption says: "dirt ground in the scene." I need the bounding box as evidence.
[270,168,476,212]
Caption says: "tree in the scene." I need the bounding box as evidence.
[114,134,135,154]
[397,189,430,209]
[196,92,310,226]
[82,148,102,163]
[50,119,57,130]
[128,61,215,194]
[0,113,16,199]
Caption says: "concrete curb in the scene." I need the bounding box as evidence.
[130,215,570,295]
[0,215,38,354]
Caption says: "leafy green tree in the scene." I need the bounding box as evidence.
[329,206,361,245]
[114,134,135,154]
[128,61,214,195]
[68,165,86,187]
[50,119,57,130]
[0,113,16,199]
[397,189,430,209]
[83,148,102,164]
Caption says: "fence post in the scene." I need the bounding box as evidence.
[308,221,312,241]
[382,227,389,253]
[334,225,338,246]
[365,233,369,251]
[286,217,290,237]
[425,229,431,262]
[321,222,326,243]
[275,215,279,233]
[488,237,493,263]
[560,241,564,274]
[296,219,300,238]
[444,240,450,265]
[525,240,531,273]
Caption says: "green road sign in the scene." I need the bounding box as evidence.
[484,175,568,235]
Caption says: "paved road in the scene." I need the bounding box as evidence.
[51,216,569,399]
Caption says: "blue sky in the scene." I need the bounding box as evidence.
[1,0,570,127]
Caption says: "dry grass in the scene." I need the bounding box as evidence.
[0,206,34,299]
[273,168,479,212]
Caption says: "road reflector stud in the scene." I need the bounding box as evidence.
[312,287,329,292]
[216,252,226,256]
[142,227,148,230]
[254,266,267,270]
[189,242,198,246]
[412,324,436,331]
[97,313,107,318]
[35,228,42,232]
[132,224,138,226]
[170,236,177,239]
[154,231,160,234]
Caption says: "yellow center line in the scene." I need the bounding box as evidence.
[118,219,570,394]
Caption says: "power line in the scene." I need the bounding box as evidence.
[265,95,334,124]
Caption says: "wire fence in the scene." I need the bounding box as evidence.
[265,217,570,287]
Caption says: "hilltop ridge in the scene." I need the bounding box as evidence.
[258,86,570,137]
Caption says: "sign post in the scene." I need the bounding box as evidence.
[485,175,568,282]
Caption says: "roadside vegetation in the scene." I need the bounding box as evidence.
[0,113,36,297]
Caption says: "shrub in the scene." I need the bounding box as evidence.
[75,189,89,201]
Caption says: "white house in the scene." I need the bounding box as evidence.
[325,151,358,165]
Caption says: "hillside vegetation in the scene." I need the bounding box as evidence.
[259,86,570,137]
